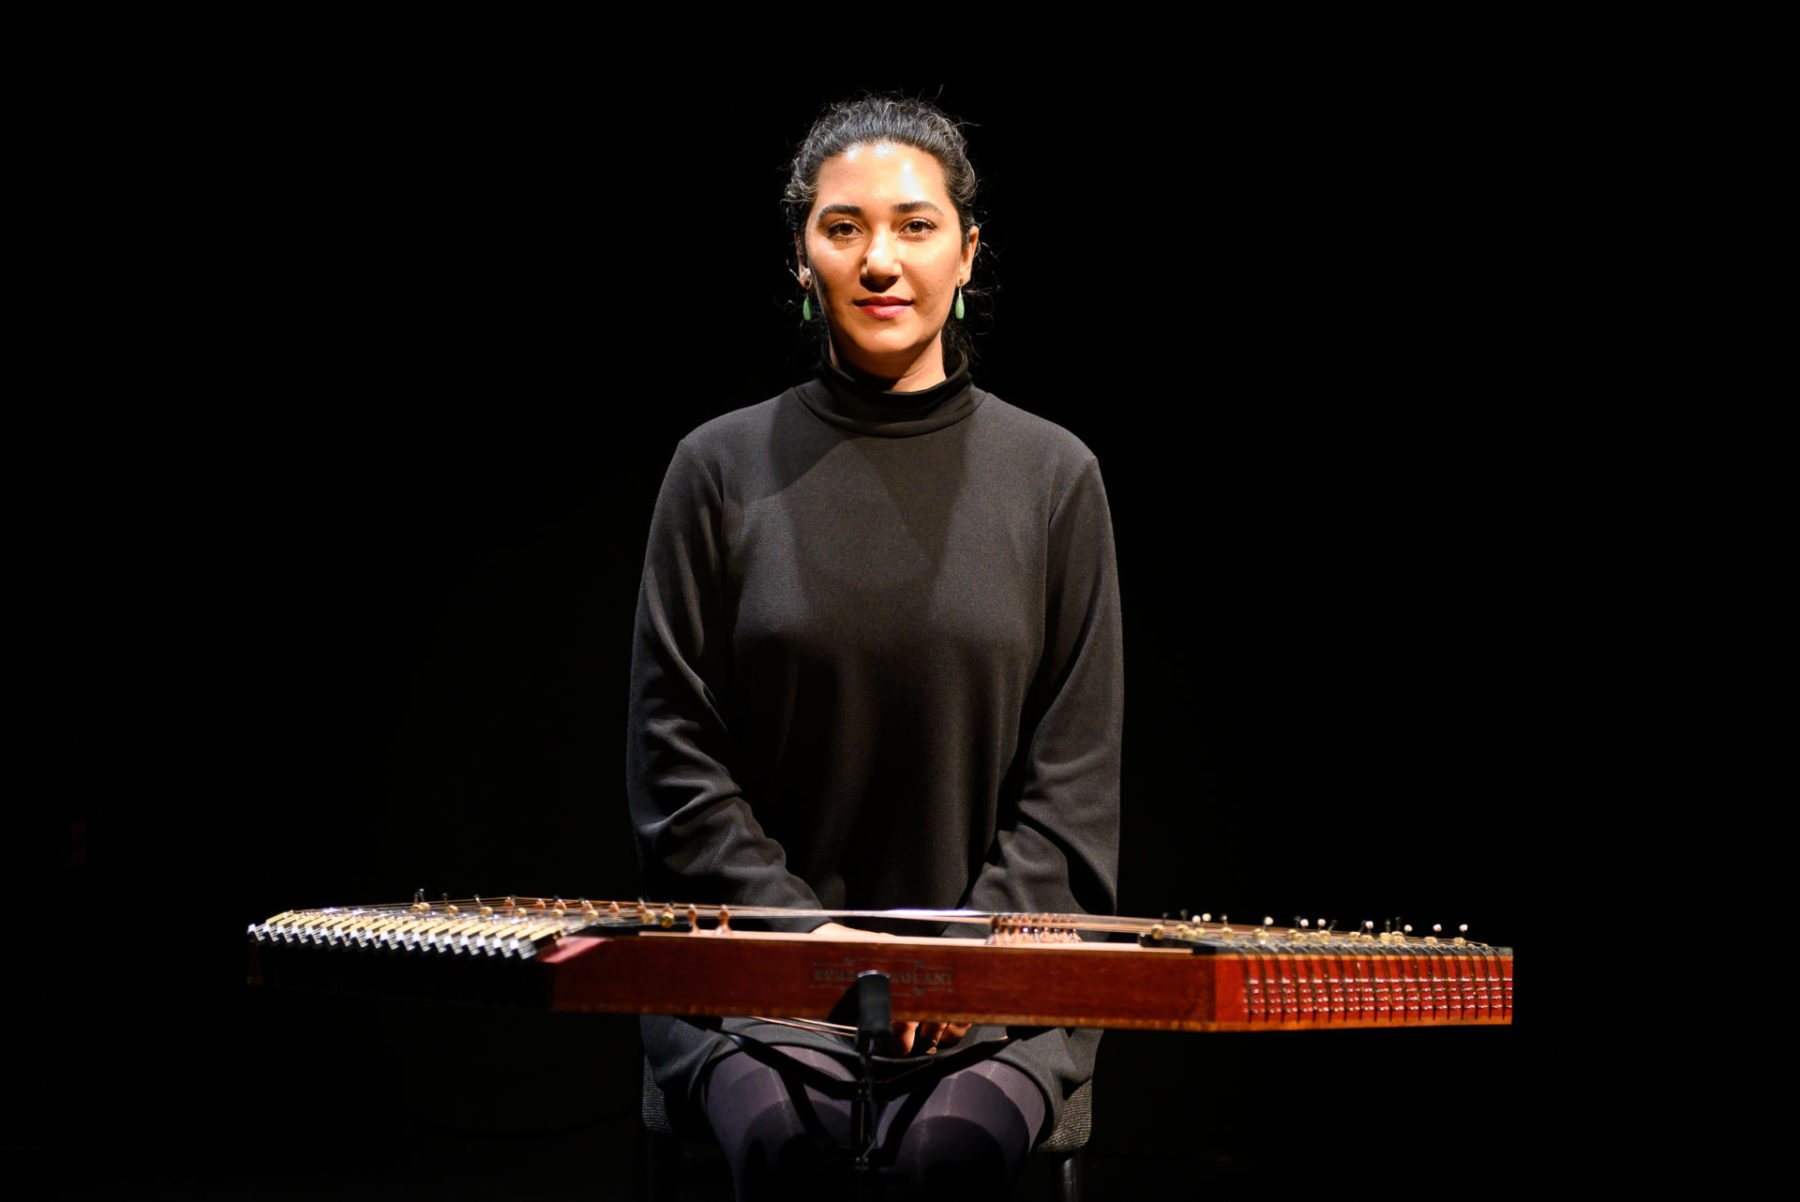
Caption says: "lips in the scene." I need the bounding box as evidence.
[854,296,911,320]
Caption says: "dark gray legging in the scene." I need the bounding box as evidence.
[699,1045,1046,1200]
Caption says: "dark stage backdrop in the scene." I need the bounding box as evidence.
[19,19,1732,1200]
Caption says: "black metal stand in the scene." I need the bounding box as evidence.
[828,969,892,1183]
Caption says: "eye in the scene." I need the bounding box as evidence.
[825,220,861,239]
[902,218,936,235]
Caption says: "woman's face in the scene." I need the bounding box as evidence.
[798,142,977,390]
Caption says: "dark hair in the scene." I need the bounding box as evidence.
[783,95,980,242]
[784,96,984,360]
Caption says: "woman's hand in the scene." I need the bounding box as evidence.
[810,921,886,940]
[889,1020,972,1056]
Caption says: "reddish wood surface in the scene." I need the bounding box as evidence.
[531,933,1513,1032]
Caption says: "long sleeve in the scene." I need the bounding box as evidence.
[964,455,1122,922]
[626,438,823,912]
[960,453,1122,1114]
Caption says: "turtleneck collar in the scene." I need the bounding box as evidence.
[796,351,981,438]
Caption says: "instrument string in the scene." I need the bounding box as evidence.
[295,899,1160,933]
[260,899,1498,951]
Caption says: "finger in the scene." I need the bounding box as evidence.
[889,1021,917,1055]
[939,1022,972,1048]
[916,1021,945,1052]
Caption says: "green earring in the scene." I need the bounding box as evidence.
[953,286,964,321]
[802,294,813,322]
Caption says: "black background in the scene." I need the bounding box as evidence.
[16,10,1745,1199]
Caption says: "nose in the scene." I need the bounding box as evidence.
[861,228,900,284]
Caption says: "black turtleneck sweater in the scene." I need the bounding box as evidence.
[627,357,1122,1132]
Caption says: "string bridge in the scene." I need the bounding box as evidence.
[986,914,1081,945]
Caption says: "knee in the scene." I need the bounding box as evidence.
[892,1113,1026,1197]
[703,1053,848,1199]
[733,1101,842,1195]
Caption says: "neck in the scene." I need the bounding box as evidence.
[828,335,947,393]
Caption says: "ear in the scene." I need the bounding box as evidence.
[794,234,810,286]
[959,226,980,287]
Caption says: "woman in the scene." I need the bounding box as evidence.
[627,96,1122,1198]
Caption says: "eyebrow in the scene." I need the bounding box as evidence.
[814,200,948,222]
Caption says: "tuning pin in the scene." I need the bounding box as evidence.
[716,905,732,935]
[607,900,622,918]
[412,888,429,913]
[580,899,599,919]
[477,896,494,918]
